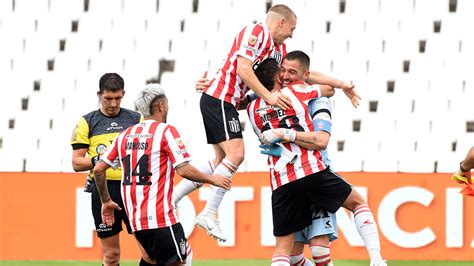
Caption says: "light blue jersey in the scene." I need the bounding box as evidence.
[295,97,338,243]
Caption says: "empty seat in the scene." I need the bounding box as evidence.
[379,0,415,18]
[345,0,380,17]
[14,0,50,16]
[122,0,158,15]
[49,0,83,18]
[87,0,122,15]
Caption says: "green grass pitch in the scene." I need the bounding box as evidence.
[0,260,472,265]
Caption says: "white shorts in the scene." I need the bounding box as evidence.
[294,207,338,243]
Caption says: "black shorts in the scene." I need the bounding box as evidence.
[272,168,352,237]
[91,180,132,238]
[200,93,243,144]
[134,223,188,265]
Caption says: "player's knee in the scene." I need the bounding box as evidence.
[229,151,245,166]
[345,189,367,211]
[103,247,120,264]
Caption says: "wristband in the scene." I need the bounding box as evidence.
[91,156,99,167]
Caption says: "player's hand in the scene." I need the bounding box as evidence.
[211,174,232,190]
[268,92,292,110]
[342,83,361,108]
[261,128,296,144]
[273,145,298,172]
[101,200,121,227]
[195,71,209,92]
[340,80,355,91]
[452,169,472,185]
[259,144,283,157]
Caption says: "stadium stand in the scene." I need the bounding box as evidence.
[0,0,472,173]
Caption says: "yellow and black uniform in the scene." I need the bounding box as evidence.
[71,108,142,238]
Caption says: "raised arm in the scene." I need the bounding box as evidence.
[237,56,291,109]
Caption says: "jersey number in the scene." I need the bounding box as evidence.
[262,115,304,132]
[122,154,152,186]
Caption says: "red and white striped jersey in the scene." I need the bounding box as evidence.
[247,81,327,191]
[204,21,287,107]
[101,120,191,232]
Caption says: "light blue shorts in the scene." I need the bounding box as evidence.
[294,207,338,243]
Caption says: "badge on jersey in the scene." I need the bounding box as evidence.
[71,126,78,142]
[248,35,258,46]
[175,137,185,148]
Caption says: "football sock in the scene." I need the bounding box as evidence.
[185,242,193,266]
[202,158,237,215]
[290,253,313,266]
[353,204,382,261]
[172,160,214,205]
[311,245,332,266]
[272,254,291,266]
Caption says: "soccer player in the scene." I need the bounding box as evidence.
[248,57,350,266]
[275,51,386,265]
[179,4,358,243]
[452,146,474,184]
[260,96,338,266]
[93,84,232,265]
[71,73,142,266]
[452,146,474,196]
[193,4,296,242]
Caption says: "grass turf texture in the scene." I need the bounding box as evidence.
[0,260,472,265]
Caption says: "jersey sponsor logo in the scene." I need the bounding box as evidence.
[125,141,149,150]
[107,121,124,131]
[228,117,240,133]
[97,223,112,232]
[126,133,152,139]
[243,44,257,54]
[140,216,153,221]
[255,105,278,114]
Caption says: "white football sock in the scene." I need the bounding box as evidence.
[185,242,193,266]
[202,158,237,215]
[311,245,332,266]
[272,254,290,266]
[290,253,313,266]
[172,160,215,205]
[353,204,382,261]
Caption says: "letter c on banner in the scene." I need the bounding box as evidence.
[378,186,436,248]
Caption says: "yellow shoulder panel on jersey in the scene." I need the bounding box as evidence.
[71,117,90,145]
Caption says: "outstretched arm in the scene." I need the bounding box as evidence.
[308,71,360,107]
